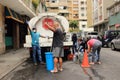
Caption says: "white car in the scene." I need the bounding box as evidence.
[111,34,120,50]
[86,31,98,38]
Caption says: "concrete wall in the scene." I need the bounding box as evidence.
[0,5,5,54]
[87,0,93,27]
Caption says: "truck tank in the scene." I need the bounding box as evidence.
[24,13,72,47]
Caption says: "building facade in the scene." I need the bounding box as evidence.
[92,0,115,34]
[45,0,88,31]
[87,0,93,27]
[45,0,69,19]
[107,1,120,30]
[0,5,5,54]
[0,0,45,54]
[78,0,87,31]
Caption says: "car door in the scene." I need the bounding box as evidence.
[117,35,120,49]
[115,35,120,49]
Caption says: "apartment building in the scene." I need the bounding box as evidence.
[0,0,44,54]
[45,0,80,21]
[45,0,88,31]
[87,0,93,28]
[92,0,115,33]
[107,1,120,30]
[78,0,87,31]
[45,0,69,18]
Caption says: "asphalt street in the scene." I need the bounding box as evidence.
[1,48,120,80]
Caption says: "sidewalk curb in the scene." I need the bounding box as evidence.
[0,57,28,80]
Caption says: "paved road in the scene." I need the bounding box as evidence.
[1,48,120,80]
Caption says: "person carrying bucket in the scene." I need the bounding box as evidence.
[45,21,65,73]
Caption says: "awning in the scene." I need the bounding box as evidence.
[115,24,120,28]
[5,7,24,23]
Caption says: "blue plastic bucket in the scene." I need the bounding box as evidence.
[45,52,54,71]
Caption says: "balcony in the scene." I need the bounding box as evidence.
[73,11,79,14]
[72,18,79,21]
[48,9,59,13]
[0,0,36,18]
[73,4,79,7]
[46,2,59,7]
[59,2,68,6]
[58,10,69,14]
[22,0,36,13]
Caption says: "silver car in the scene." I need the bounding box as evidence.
[111,34,120,50]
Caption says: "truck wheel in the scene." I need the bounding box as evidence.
[111,44,115,50]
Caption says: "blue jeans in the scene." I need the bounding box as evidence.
[32,45,42,63]
[92,46,101,62]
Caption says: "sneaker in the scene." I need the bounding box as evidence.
[40,62,46,65]
[97,62,101,64]
[50,69,58,73]
[59,68,63,72]
[89,62,94,65]
[34,63,37,66]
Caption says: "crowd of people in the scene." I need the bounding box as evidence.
[72,33,102,65]
[26,20,102,74]
[27,21,65,73]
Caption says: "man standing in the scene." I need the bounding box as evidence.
[28,26,47,65]
[46,21,64,73]
[87,38,102,64]
[72,33,77,54]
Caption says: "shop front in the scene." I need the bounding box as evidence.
[93,20,108,35]
[5,7,28,50]
[108,12,120,30]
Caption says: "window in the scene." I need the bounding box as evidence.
[51,0,57,3]
[82,25,86,28]
[51,7,58,9]
[73,1,78,4]
[81,13,84,16]
[73,14,78,18]
[81,1,84,5]
[60,13,65,16]
[59,6,67,10]
[109,7,115,15]
[118,4,120,11]
[81,7,84,11]
[63,6,67,9]
[100,6,102,15]
[46,0,49,2]
[99,0,102,5]
[73,7,79,10]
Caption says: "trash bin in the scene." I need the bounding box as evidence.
[45,52,54,71]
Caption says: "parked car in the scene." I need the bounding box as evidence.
[111,34,120,50]
[102,30,120,47]
[86,31,98,38]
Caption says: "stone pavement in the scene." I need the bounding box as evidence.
[0,48,29,79]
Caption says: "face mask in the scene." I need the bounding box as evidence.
[33,30,36,33]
